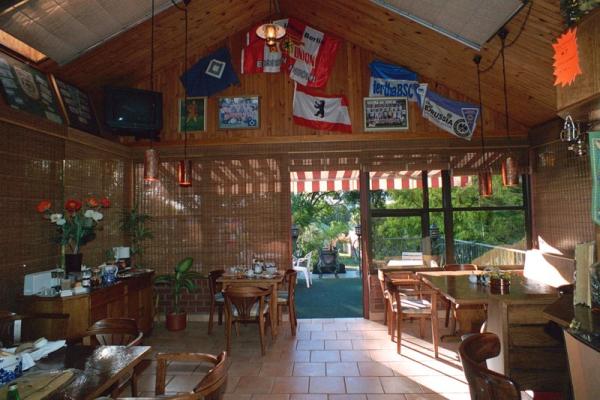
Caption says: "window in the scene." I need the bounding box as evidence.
[0,30,47,63]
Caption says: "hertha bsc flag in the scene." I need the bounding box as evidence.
[293,85,352,133]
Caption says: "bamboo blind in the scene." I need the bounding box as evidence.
[134,156,291,275]
[532,141,594,257]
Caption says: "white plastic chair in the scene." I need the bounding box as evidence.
[293,251,313,288]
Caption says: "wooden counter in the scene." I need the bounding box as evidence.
[23,271,154,340]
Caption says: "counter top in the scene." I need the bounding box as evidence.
[543,294,600,352]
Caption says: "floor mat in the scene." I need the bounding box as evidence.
[294,277,363,318]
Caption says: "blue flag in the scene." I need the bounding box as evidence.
[180,47,239,97]
[418,89,479,141]
[369,60,420,102]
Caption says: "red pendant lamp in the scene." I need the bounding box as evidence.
[474,55,493,197]
[498,29,520,187]
[178,1,192,187]
[144,0,159,182]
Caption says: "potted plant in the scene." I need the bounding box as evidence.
[36,197,110,272]
[154,257,201,331]
[485,267,511,294]
[120,205,153,268]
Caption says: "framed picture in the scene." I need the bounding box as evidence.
[52,77,100,135]
[218,95,260,129]
[178,97,206,132]
[363,97,409,131]
[0,52,64,124]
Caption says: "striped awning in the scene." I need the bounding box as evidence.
[290,170,472,193]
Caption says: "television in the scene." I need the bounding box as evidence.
[104,86,162,136]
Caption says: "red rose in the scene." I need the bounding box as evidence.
[65,199,82,212]
[87,197,99,207]
[36,200,51,213]
[100,197,110,208]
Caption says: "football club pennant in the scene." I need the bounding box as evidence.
[419,90,479,141]
[242,18,340,88]
[369,61,420,102]
[180,47,239,97]
[292,84,352,133]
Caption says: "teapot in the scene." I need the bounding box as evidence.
[101,264,118,285]
[253,260,264,274]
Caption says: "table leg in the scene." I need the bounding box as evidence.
[270,283,278,338]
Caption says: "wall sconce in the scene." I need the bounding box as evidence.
[560,115,587,156]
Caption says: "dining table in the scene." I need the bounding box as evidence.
[11,344,151,400]
[217,272,285,337]
[417,270,557,334]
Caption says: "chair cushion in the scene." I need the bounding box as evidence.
[392,297,432,314]
[214,292,224,302]
[232,302,269,317]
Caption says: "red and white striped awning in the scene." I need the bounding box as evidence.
[290,170,471,193]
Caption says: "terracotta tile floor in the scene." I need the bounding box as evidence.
[137,318,475,399]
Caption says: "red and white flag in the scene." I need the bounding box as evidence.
[241,18,340,88]
[293,85,352,133]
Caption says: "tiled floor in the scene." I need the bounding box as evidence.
[137,317,472,399]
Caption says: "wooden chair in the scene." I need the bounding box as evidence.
[387,277,439,358]
[223,286,272,355]
[207,269,225,334]
[443,264,477,329]
[0,310,69,346]
[277,269,298,336]
[156,351,228,399]
[382,271,420,336]
[82,318,144,397]
[459,333,520,400]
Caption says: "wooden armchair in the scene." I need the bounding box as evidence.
[277,269,298,336]
[223,286,272,355]
[207,269,225,334]
[387,276,439,358]
[459,333,520,400]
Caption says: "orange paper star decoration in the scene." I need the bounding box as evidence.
[553,27,582,87]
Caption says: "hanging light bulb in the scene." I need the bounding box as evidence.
[144,148,159,181]
[178,1,192,187]
[478,169,493,197]
[144,0,159,182]
[256,0,285,46]
[498,28,520,187]
[178,159,192,186]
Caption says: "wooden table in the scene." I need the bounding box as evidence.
[217,273,285,337]
[33,345,151,399]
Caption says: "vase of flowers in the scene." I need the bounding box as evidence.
[36,196,110,272]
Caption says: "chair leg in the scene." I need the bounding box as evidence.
[289,302,296,336]
[431,313,439,359]
[258,314,266,355]
[208,301,215,334]
[419,318,425,339]
[396,311,402,354]
[225,311,232,354]
[218,304,223,325]
[304,268,310,288]
[444,300,451,328]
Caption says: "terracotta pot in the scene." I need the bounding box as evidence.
[65,253,83,273]
[166,312,187,331]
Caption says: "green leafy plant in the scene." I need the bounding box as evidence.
[154,257,201,315]
[120,205,153,267]
[484,267,511,281]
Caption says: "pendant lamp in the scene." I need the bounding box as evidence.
[144,0,159,182]
[256,0,286,46]
[474,55,493,197]
[178,1,192,187]
[498,29,519,187]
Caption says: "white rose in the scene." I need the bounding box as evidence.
[84,210,95,218]
[92,211,103,221]
[50,213,63,223]
[56,218,66,226]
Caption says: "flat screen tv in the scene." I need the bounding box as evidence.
[104,86,162,135]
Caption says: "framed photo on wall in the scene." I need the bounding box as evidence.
[52,77,100,135]
[178,97,206,132]
[363,97,408,131]
[218,95,260,129]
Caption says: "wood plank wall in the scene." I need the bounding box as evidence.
[118,33,529,148]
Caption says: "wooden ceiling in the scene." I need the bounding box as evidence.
[44,0,565,128]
